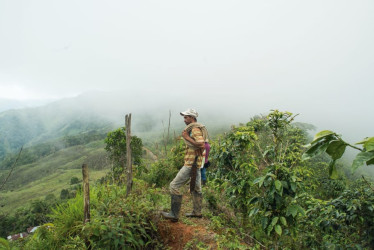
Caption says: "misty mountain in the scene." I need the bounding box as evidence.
[0,94,116,160]
[0,91,239,161]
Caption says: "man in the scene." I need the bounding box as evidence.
[161,108,209,222]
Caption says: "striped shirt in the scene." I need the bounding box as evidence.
[184,127,204,167]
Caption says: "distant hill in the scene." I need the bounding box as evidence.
[0,95,115,161]
[0,91,235,162]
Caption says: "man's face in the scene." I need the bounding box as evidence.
[184,115,194,125]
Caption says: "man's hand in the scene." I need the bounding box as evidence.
[182,130,189,140]
[182,130,204,149]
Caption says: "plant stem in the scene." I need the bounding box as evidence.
[362,175,374,192]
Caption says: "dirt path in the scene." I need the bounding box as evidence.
[158,193,218,249]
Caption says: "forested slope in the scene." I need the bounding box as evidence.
[1,110,373,249]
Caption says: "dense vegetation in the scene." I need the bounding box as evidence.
[1,110,373,249]
[205,111,374,248]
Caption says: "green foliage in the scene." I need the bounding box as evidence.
[70,177,79,185]
[19,180,163,249]
[0,237,10,250]
[205,111,306,248]
[60,189,70,200]
[0,199,57,239]
[251,164,304,238]
[246,111,307,245]
[82,182,161,249]
[142,139,184,187]
[300,179,374,248]
[104,127,143,183]
[0,215,16,239]
[303,130,374,178]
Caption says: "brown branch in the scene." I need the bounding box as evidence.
[362,175,374,192]
[243,232,267,249]
[254,141,269,166]
[0,146,23,190]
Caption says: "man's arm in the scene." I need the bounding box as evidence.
[182,130,205,149]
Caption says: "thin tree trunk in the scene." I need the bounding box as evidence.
[0,146,23,190]
[167,110,171,146]
[82,164,90,223]
[125,113,132,197]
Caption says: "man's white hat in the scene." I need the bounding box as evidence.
[180,108,198,118]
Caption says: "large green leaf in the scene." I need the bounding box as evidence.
[286,205,305,217]
[261,217,268,230]
[249,208,259,217]
[275,225,282,236]
[367,158,374,165]
[326,140,347,160]
[275,180,282,191]
[302,140,330,160]
[280,216,287,226]
[297,205,306,216]
[352,151,374,170]
[287,205,298,217]
[328,160,338,179]
[248,197,259,205]
[270,217,279,227]
[311,130,335,144]
[355,137,374,152]
[364,137,374,152]
[253,176,266,187]
[290,182,296,192]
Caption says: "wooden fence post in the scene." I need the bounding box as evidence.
[125,114,132,197]
[82,163,90,223]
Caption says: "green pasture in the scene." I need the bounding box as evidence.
[0,141,111,214]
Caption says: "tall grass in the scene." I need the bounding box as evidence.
[19,179,165,249]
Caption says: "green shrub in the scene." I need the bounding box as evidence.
[20,180,164,249]
[70,177,79,185]
[300,179,374,249]
[142,139,184,187]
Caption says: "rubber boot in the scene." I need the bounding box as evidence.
[185,192,202,218]
[161,194,182,222]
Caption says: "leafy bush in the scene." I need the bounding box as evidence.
[70,177,79,185]
[0,199,57,239]
[300,179,374,248]
[209,111,313,247]
[19,179,164,249]
[142,139,184,187]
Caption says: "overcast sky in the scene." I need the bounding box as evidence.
[0,0,373,141]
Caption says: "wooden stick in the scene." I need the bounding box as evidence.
[125,114,132,197]
[82,164,90,223]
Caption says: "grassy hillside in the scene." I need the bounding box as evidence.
[0,140,111,214]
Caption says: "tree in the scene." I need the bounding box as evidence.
[104,127,143,183]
